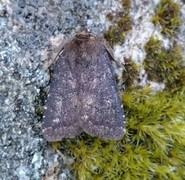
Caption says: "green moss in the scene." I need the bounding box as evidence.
[58,88,185,179]
[117,16,132,31]
[104,26,126,46]
[106,13,114,22]
[120,0,131,10]
[104,0,132,45]
[122,58,139,89]
[143,36,185,91]
[152,0,181,37]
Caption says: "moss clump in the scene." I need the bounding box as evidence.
[104,0,132,45]
[152,0,181,37]
[122,58,139,89]
[104,26,126,46]
[120,0,131,8]
[57,87,185,179]
[143,36,185,91]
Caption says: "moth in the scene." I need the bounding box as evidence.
[42,31,125,141]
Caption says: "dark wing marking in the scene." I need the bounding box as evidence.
[80,43,125,140]
[42,50,82,142]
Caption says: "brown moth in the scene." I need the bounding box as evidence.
[42,32,125,141]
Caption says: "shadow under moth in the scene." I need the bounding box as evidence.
[42,31,125,141]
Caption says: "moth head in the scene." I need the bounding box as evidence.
[75,31,97,43]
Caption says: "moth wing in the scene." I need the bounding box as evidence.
[81,46,125,140]
[42,51,82,142]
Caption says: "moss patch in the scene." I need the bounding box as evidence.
[143,36,185,91]
[152,0,181,37]
[122,58,139,90]
[104,0,132,45]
